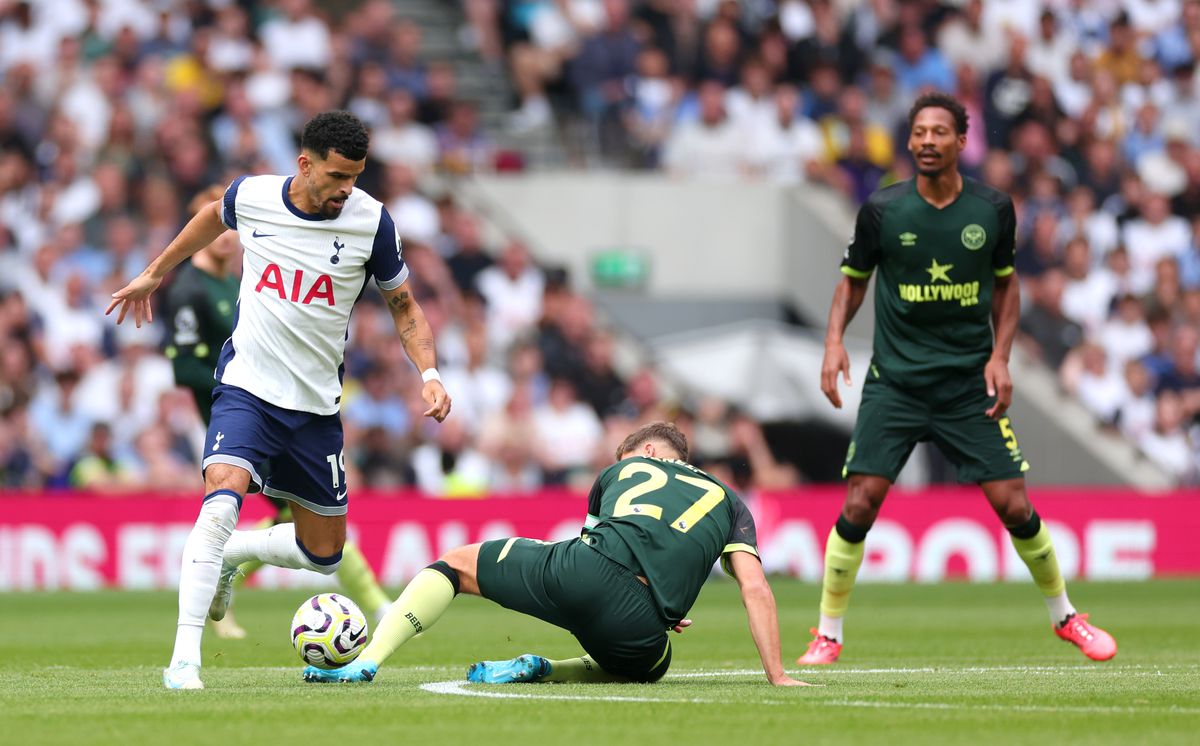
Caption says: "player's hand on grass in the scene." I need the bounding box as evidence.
[671,618,692,634]
[984,356,1012,420]
[106,272,163,328]
[821,341,852,408]
[422,380,452,422]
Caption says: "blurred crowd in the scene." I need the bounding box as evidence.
[467,0,1200,483]
[0,0,800,494]
[1,0,1198,490]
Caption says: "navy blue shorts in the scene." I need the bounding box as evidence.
[201,384,348,516]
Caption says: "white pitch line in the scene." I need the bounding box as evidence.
[420,677,1200,716]
[420,680,709,704]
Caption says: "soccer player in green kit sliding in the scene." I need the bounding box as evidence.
[798,92,1116,664]
[303,422,809,687]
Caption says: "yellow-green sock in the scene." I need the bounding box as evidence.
[336,543,391,617]
[1010,517,1075,624]
[1011,522,1065,596]
[542,655,625,683]
[360,567,456,666]
[817,520,866,640]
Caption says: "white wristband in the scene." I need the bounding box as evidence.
[421,368,442,383]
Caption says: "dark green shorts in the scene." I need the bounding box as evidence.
[844,372,1030,484]
[476,537,672,682]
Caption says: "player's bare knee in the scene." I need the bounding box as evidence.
[841,499,877,528]
[997,500,1033,527]
[843,479,887,528]
[844,491,883,532]
[295,537,342,575]
[439,544,481,595]
[291,509,346,558]
[982,479,1032,527]
[203,463,250,496]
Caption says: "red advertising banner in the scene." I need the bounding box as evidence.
[0,487,1197,590]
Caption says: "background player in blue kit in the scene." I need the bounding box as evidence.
[108,111,452,690]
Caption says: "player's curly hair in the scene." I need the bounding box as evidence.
[616,421,689,462]
[301,110,370,161]
[907,92,969,135]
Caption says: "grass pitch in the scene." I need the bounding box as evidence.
[3,579,1198,745]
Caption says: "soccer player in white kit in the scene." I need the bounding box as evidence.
[107,111,452,690]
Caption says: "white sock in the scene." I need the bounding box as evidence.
[818,614,844,642]
[1045,592,1076,627]
[223,522,340,575]
[170,492,239,666]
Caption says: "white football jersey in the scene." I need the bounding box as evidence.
[216,174,408,415]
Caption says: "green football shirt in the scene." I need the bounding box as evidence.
[162,261,239,423]
[840,177,1017,388]
[581,456,759,625]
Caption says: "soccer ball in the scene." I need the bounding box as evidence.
[290,593,369,669]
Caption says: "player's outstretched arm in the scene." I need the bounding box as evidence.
[382,281,451,422]
[106,199,228,327]
[985,271,1020,419]
[727,551,812,687]
[821,275,869,409]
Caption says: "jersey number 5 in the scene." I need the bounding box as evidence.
[612,462,725,533]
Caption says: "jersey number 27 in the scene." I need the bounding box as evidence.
[612,462,725,533]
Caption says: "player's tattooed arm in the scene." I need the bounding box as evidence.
[383,282,451,421]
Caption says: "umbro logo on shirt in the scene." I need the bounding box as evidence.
[252,228,276,238]
[899,232,917,247]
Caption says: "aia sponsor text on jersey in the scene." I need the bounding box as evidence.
[254,263,336,306]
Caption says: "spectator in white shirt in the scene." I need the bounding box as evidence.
[742,84,825,186]
[1059,185,1120,257]
[260,0,332,71]
[372,89,439,174]
[1061,237,1116,334]
[1121,192,1191,293]
[938,0,1007,76]
[441,324,512,437]
[662,80,744,180]
[1100,293,1155,365]
[384,163,439,245]
[476,239,545,353]
[532,377,603,485]
[1118,359,1157,441]
[1138,389,1197,482]
[726,57,776,135]
[622,46,680,168]
[1065,341,1127,424]
[1125,0,1183,36]
[39,272,104,372]
[1054,51,1095,120]
[486,429,544,493]
[1026,9,1077,84]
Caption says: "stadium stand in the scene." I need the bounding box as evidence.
[0,0,1197,490]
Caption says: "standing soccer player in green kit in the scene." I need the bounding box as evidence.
[798,93,1117,665]
[304,422,809,687]
[161,187,394,640]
